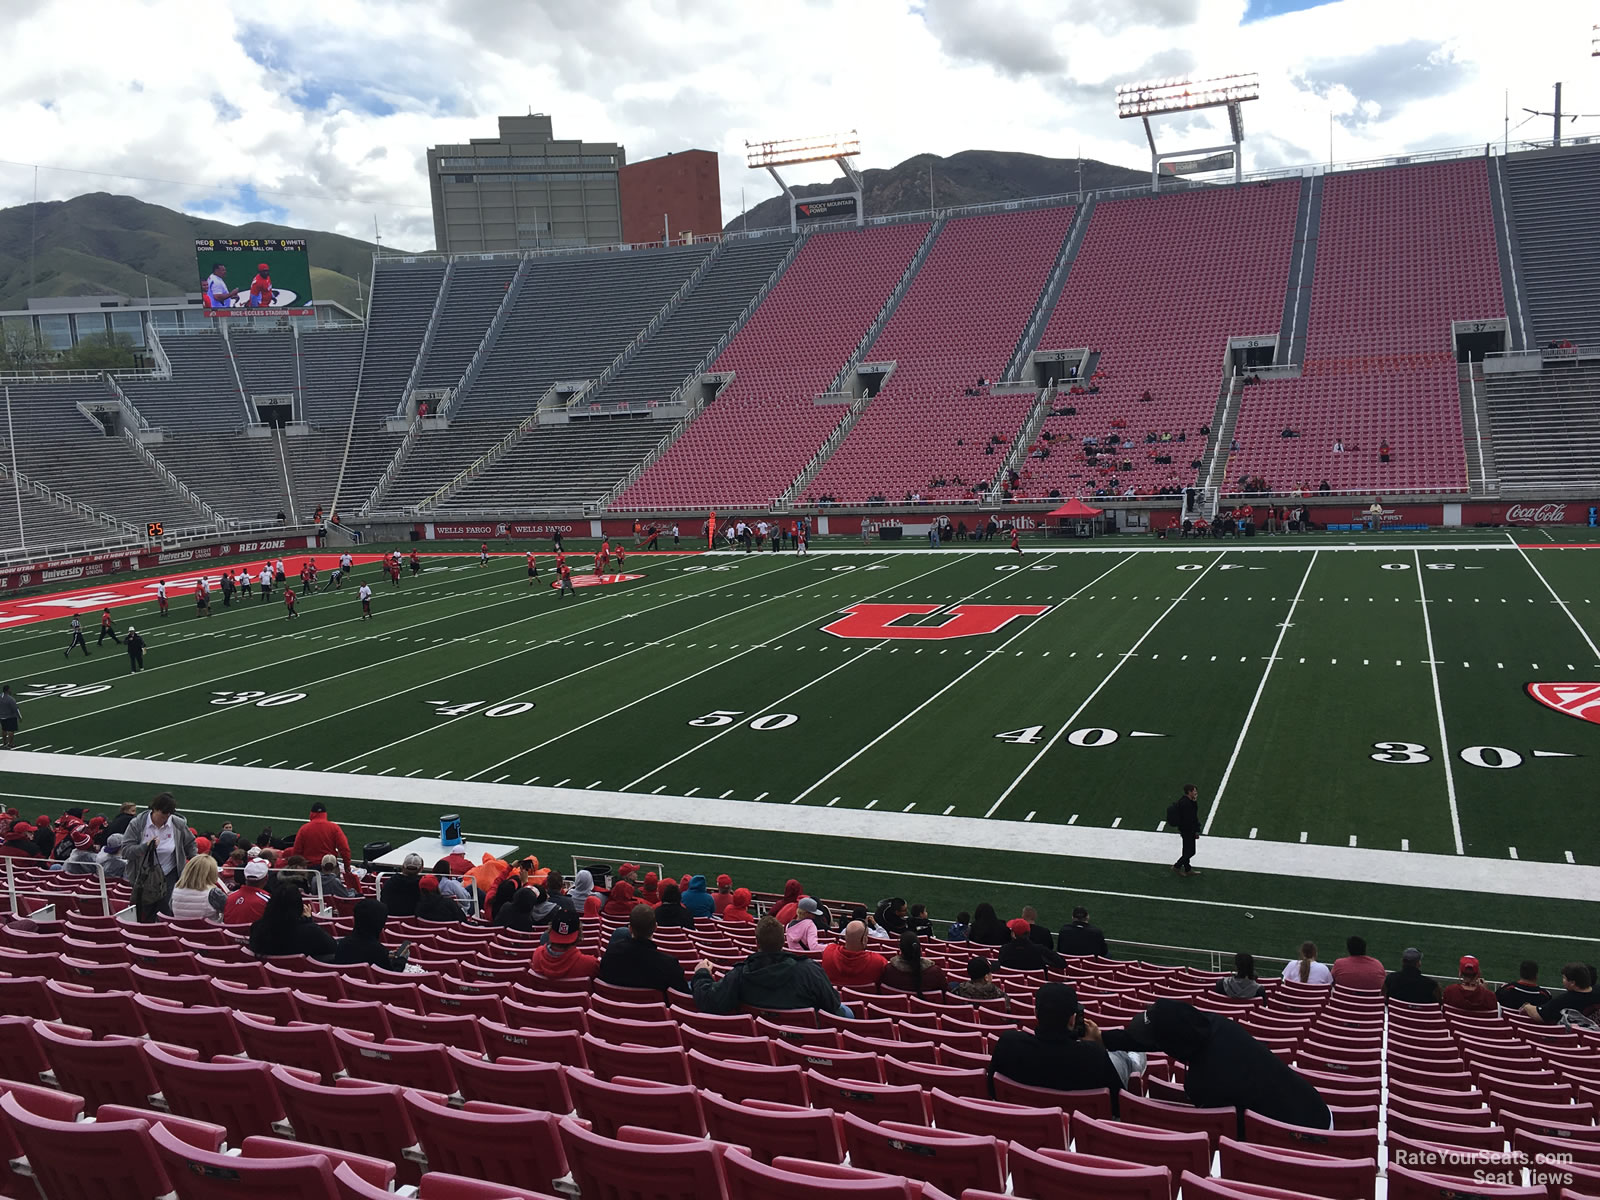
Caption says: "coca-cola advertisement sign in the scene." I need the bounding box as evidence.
[1505,503,1569,525]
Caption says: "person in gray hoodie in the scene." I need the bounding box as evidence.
[681,874,716,920]
[691,916,852,1017]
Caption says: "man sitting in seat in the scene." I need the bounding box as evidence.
[690,916,850,1017]
[988,983,1137,1109]
[597,903,688,995]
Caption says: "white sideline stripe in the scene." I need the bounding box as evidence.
[1415,549,1464,855]
[704,543,1519,557]
[985,551,1226,819]
[1510,536,1600,661]
[1204,551,1318,835]
[472,554,952,785]
[624,550,1049,793]
[10,750,1600,907]
[792,553,1132,805]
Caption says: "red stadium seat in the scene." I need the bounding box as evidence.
[1006,1143,1170,1200]
[445,1048,571,1113]
[688,1049,808,1105]
[567,1069,706,1138]
[1119,1091,1237,1152]
[840,1112,1005,1195]
[559,1119,742,1200]
[929,1087,1069,1150]
[580,1035,689,1085]
[149,1120,341,1199]
[269,1069,425,1185]
[1242,1109,1379,1161]
[1072,1113,1211,1195]
[0,1091,170,1200]
[805,1069,927,1125]
[700,1091,845,1165]
[143,1043,289,1143]
[403,1092,569,1193]
[233,1014,343,1082]
[132,996,243,1060]
[725,1151,948,1200]
[1385,1163,1546,1199]
[1219,1135,1377,1200]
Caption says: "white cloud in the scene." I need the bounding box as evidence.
[0,0,1593,250]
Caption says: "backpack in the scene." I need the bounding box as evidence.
[1557,1008,1600,1031]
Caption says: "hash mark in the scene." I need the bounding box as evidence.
[1111,817,1122,828]
[944,805,955,815]
[828,797,840,807]
[864,799,878,809]
[1402,839,1410,851]
[1024,811,1035,821]
[1299,831,1308,843]
[1509,846,1518,860]
[295,761,312,770]
[524,777,540,785]
[1248,828,1257,839]
[556,778,572,788]
[1068,814,1078,824]
[652,785,666,794]
[1348,835,1357,847]
[753,792,768,803]
[1567,851,1576,864]
[719,789,734,799]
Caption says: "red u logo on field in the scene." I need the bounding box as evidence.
[821,602,1051,641]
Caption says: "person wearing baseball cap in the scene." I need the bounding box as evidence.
[0,823,40,858]
[998,917,1065,971]
[1105,998,1330,1132]
[248,263,275,308]
[711,874,735,916]
[531,908,597,981]
[1383,947,1442,1005]
[1443,955,1498,1013]
[988,984,1136,1107]
[223,858,273,926]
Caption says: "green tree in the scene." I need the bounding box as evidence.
[64,332,139,371]
[0,324,49,371]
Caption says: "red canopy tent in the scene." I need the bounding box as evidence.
[1046,500,1103,518]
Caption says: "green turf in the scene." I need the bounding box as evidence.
[2,533,1598,971]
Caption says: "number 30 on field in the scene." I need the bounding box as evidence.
[1370,741,1526,769]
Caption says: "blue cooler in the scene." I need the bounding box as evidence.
[439,814,462,848]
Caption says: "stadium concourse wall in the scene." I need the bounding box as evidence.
[0,532,320,595]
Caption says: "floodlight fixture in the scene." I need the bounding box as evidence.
[1116,73,1260,119]
[745,131,861,170]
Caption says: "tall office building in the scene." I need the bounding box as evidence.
[427,114,626,253]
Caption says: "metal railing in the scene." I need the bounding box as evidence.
[1005,202,1093,382]
[361,415,425,515]
[988,386,1056,502]
[145,322,173,378]
[122,428,227,526]
[100,374,153,433]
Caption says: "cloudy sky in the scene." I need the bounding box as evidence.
[2,0,1595,250]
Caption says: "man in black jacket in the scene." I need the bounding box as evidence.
[598,904,688,995]
[1172,784,1201,876]
[998,918,1065,970]
[988,984,1133,1111]
[1057,906,1108,956]
[690,916,848,1016]
[1384,947,1442,1004]
[1106,999,1330,1133]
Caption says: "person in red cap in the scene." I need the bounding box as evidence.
[1443,956,1498,1012]
[416,874,465,922]
[0,822,40,858]
[531,909,597,981]
[711,874,735,915]
[999,917,1064,970]
[248,263,275,308]
[719,887,754,924]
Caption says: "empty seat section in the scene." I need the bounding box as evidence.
[807,206,1074,504]
[1230,161,1501,494]
[617,221,930,508]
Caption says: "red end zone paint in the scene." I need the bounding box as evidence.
[551,573,645,589]
[822,602,1051,641]
[0,554,389,632]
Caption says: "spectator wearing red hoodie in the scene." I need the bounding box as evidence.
[291,803,351,869]
[773,879,803,924]
[712,874,735,915]
[442,846,472,878]
[601,880,637,918]
[1443,956,1499,1013]
[531,909,597,981]
[638,872,661,906]
[720,887,754,924]
[822,920,887,989]
[223,859,272,925]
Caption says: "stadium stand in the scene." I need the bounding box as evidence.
[804,206,1076,505]
[1227,160,1504,495]
[438,235,800,512]
[0,377,212,540]
[618,221,932,508]
[1501,144,1600,348]
[418,260,522,390]
[226,328,299,415]
[376,244,712,510]
[0,835,1596,1200]
[150,435,290,524]
[122,331,248,433]
[1013,181,1301,500]
[1483,360,1600,494]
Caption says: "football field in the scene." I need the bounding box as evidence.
[2,532,1598,970]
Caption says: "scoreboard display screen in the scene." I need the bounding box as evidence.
[195,238,315,314]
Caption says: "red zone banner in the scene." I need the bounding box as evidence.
[822,603,1051,641]
[0,551,386,632]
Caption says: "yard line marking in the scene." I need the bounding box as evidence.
[1509,846,1519,860]
[652,785,666,794]
[1204,551,1318,835]
[987,553,1224,819]
[524,777,540,785]
[1068,814,1078,824]
[1414,550,1464,855]
[1299,831,1307,843]
[476,555,950,785]
[904,803,916,813]
[295,761,312,770]
[556,778,572,788]
[1510,537,1600,662]
[269,760,286,769]
[1402,839,1409,851]
[794,554,1133,806]
[378,767,394,776]
[753,792,768,803]
[944,805,955,815]
[719,789,734,799]
[865,799,878,809]
[1249,828,1257,839]
[1348,835,1357,847]
[1567,851,1576,864]
[1024,811,1035,822]
[223,558,817,771]
[494,775,509,783]
[406,769,423,777]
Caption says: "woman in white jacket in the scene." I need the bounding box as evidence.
[168,854,226,922]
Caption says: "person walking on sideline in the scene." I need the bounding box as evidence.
[97,607,122,646]
[359,582,373,620]
[1011,524,1023,556]
[126,627,146,674]
[0,685,20,749]
[1171,783,1201,876]
[284,587,299,620]
[156,579,169,618]
[64,615,90,658]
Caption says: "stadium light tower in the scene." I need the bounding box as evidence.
[746,131,864,233]
[1116,73,1260,191]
